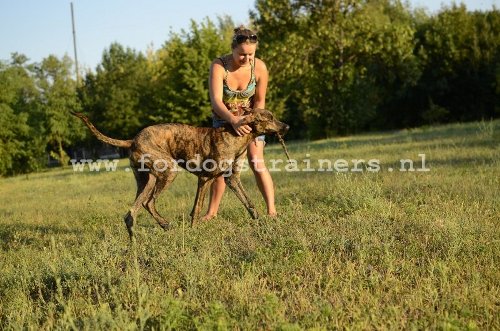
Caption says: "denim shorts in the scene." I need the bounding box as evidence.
[213,117,265,143]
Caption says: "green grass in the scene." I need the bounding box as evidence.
[1,120,499,330]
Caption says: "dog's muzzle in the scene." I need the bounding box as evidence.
[279,123,290,135]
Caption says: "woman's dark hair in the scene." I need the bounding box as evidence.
[231,26,258,49]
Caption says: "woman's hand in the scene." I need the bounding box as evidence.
[230,115,252,136]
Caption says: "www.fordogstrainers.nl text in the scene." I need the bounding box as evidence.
[70,153,431,174]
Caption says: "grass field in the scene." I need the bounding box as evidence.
[1,120,499,330]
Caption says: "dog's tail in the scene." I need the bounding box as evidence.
[71,112,133,149]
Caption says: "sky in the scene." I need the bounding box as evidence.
[0,0,498,71]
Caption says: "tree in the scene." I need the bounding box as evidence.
[252,0,420,137]
[0,54,45,176]
[150,17,235,126]
[413,5,500,123]
[79,43,151,140]
[36,55,85,166]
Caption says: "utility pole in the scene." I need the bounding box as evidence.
[70,2,80,84]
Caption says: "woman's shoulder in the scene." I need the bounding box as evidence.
[212,54,230,66]
[210,56,227,74]
[253,57,268,74]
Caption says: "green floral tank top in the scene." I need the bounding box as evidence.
[213,55,256,120]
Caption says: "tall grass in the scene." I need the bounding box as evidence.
[1,120,499,329]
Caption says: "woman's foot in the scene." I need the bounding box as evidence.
[201,213,217,221]
[267,210,277,218]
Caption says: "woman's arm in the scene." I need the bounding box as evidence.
[253,58,268,109]
[209,59,252,135]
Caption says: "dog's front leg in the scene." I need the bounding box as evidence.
[224,174,259,219]
[190,177,213,226]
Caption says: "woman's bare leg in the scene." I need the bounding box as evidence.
[248,140,277,216]
[202,176,225,220]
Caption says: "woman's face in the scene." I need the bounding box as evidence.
[232,43,257,67]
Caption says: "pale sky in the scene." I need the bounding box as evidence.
[0,0,497,71]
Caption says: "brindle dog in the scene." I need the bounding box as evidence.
[72,109,289,238]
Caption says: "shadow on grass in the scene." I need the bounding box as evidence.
[417,156,499,168]
[0,223,82,250]
[276,121,499,153]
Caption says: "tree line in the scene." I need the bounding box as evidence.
[1,0,498,176]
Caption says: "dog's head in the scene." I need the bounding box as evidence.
[242,108,289,136]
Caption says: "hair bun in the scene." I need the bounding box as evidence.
[233,25,246,34]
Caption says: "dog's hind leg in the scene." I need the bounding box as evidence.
[225,174,259,219]
[190,177,213,226]
[132,168,150,199]
[144,171,177,230]
[124,172,156,239]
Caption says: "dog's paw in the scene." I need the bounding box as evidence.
[159,222,171,231]
[250,209,259,219]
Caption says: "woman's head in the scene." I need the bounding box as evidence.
[231,26,258,49]
[231,26,258,67]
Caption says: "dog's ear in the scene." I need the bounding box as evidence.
[252,108,273,120]
[242,107,253,115]
[241,113,256,125]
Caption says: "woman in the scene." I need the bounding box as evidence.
[203,26,276,220]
